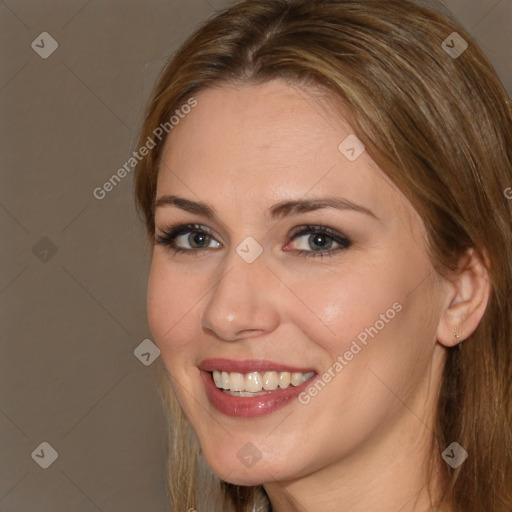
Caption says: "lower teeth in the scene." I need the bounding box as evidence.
[223,389,274,397]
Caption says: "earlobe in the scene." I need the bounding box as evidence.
[437,248,491,347]
[452,326,462,344]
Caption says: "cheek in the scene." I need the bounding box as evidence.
[304,275,437,420]
[146,259,200,355]
[285,263,408,358]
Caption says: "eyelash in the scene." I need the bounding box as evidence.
[155,223,352,259]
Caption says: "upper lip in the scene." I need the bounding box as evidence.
[198,358,317,374]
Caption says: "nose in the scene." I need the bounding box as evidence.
[200,245,280,342]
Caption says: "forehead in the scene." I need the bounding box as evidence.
[160,80,354,172]
[156,80,413,224]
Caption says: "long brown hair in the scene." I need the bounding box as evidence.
[133,1,512,510]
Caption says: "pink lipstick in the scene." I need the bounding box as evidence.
[199,358,318,417]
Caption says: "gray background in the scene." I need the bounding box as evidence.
[0,1,510,511]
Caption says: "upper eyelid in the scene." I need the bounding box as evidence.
[161,224,222,244]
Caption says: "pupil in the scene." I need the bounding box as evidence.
[311,234,330,250]
[192,233,207,248]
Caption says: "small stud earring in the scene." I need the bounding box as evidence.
[453,327,462,344]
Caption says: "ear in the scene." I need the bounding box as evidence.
[437,248,491,347]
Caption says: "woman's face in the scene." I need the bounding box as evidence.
[147,80,448,486]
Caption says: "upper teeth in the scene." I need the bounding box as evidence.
[212,370,315,393]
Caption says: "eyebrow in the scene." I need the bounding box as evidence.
[154,194,380,222]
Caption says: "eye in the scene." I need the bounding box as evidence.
[155,224,220,255]
[155,223,352,259]
[285,225,352,258]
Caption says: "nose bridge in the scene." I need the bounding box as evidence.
[200,242,279,340]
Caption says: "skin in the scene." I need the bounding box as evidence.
[146,80,490,512]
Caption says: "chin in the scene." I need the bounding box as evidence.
[219,472,268,487]
[201,445,300,487]
[202,456,265,486]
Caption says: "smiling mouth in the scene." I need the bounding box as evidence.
[199,362,319,417]
[211,370,315,396]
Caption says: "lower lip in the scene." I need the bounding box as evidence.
[200,370,317,418]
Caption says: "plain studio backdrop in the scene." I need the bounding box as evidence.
[0,0,510,511]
